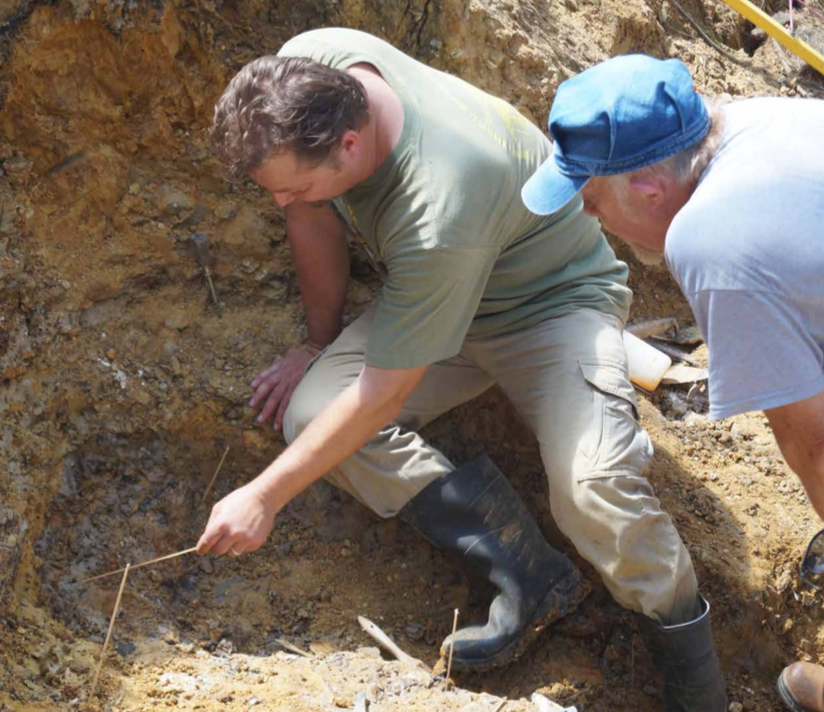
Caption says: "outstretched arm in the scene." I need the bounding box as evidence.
[198,362,427,556]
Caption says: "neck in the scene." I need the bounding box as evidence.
[348,65,403,177]
[663,177,699,233]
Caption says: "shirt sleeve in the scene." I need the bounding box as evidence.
[364,245,499,369]
[690,289,824,419]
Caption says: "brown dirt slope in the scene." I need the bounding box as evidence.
[1,1,822,711]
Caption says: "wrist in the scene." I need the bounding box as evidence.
[304,338,327,355]
[248,474,285,517]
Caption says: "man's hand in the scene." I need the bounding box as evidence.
[200,363,428,560]
[249,344,322,429]
[196,482,277,557]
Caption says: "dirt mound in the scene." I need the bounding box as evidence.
[1,1,822,711]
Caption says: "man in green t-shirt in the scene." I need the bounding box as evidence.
[199,28,723,707]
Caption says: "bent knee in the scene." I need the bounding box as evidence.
[282,387,327,444]
[549,470,661,539]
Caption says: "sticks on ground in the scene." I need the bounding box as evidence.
[275,637,315,659]
[445,608,459,689]
[80,547,198,584]
[90,564,130,698]
[201,445,230,505]
[357,616,427,669]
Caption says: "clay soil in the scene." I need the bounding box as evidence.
[1,1,823,711]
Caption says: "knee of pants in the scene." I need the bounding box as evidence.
[543,430,658,557]
[282,386,326,445]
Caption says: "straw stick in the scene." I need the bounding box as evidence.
[204,266,222,314]
[200,445,230,505]
[275,637,315,659]
[90,564,130,697]
[80,547,197,584]
[357,616,426,669]
[445,608,459,688]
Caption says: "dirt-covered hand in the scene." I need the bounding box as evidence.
[196,483,276,557]
[249,344,322,430]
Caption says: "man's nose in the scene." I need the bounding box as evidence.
[273,192,295,208]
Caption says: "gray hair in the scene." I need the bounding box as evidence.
[623,96,729,186]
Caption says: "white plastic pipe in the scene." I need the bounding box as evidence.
[623,330,672,392]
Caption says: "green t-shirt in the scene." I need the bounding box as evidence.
[278,28,631,369]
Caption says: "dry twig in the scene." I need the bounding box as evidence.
[357,616,427,669]
[201,445,230,505]
[275,637,315,658]
[81,547,198,584]
[445,608,459,688]
[90,564,130,697]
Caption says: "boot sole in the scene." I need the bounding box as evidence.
[446,568,590,673]
[776,670,808,712]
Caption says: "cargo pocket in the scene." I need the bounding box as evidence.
[577,359,646,477]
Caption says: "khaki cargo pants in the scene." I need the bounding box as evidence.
[283,306,699,624]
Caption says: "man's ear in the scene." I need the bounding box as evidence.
[339,130,360,156]
[628,171,668,208]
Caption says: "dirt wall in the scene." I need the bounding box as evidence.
[1,1,822,711]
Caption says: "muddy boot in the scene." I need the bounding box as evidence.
[777,662,824,712]
[398,454,589,672]
[637,596,726,712]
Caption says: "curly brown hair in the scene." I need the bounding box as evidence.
[211,56,370,178]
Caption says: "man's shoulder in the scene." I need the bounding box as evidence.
[278,28,397,61]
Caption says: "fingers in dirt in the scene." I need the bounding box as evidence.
[250,363,280,389]
[258,383,289,424]
[250,378,279,408]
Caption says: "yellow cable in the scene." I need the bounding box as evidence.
[718,0,824,75]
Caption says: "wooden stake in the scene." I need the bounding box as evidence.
[200,445,230,505]
[80,547,197,584]
[90,564,130,698]
[445,608,459,689]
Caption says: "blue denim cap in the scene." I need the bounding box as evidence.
[522,54,710,215]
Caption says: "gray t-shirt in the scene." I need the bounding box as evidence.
[666,97,824,419]
[279,29,630,369]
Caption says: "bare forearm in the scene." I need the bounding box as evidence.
[767,393,824,521]
[287,203,349,346]
[787,449,824,521]
[250,366,426,512]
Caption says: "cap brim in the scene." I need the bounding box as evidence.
[521,157,589,216]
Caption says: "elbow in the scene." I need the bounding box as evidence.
[376,383,409,423]
[357,367,423,425]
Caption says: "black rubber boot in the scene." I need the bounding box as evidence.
[398,454,589,671]
[637,596,727,712]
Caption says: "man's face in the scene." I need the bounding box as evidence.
[251,150,354,209]
[580,176,666,265]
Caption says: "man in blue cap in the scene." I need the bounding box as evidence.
[523,53,824,712]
